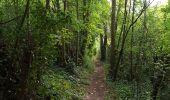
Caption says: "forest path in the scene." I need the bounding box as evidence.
[84,59,108,100]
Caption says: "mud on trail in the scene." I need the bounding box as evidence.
[84,59,108,100]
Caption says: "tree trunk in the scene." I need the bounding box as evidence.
[46,0,50,10]
[80,0,89,58]
[110,0,116,80]
[130,0,136,81]
[100,24,107,61]
[62,0,67,64]
[100,33,104,60]
[76,0,79,66]
[63,0,66,12]
[103,27,107,61]
[16,0,32,99]
[113,0,128,81]
[56,0,60,12]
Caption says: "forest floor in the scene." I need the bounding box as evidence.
[84,59,108,100]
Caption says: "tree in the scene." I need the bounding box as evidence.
[100,24,107,61]
[110,0,117,80]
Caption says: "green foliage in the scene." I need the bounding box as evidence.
[33,53,95,100]
[104,1,170,100]
[1,0,169,99]
[0,0,111,99]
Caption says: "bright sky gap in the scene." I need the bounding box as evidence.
[107,0,168,6]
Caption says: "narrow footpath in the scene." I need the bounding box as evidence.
[84,59,108,100]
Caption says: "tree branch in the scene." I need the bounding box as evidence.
[114,0,155,81]
[125,0,154,36]
[0,16,22,26]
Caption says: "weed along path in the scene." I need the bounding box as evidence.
[84,59,107,100]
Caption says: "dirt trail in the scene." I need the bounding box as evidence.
[84,59,107,100]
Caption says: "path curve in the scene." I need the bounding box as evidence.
[84,59,107,100]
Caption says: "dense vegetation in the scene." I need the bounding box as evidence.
[0,0,169,100]
[106,0,170,100]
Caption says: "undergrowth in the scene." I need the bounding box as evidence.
[103,62,152,100]
[31,55,95,100]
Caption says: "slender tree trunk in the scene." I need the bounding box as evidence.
[76,0,79,66]
[113,0,128,81]
[130,0,136,81]
[81,0,87,57]
[100,24,107,61]
[16,0,31,99]
[63,0,66,12]
[115,1,121,33]
[142,0,147,61]
[117,0,127,49]
[62,0,67,64]
[103,24,107,61]
[110,0,116,80]
[46,0,50,10]
[116,1,121,48]
[100,33,104,60]
[81,0,90,58]
[114,0,151,81]
[151,72,164,100]
[56,0,60,12]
